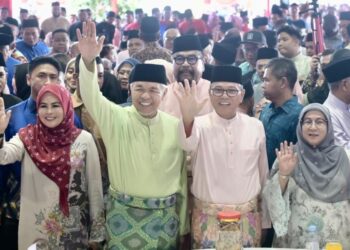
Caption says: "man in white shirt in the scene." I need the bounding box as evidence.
[323,49,350,149]
[277,25,311,82]
[175,65,270,249]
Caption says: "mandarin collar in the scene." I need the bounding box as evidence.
[212,110,239,127]
[131,105,160,125]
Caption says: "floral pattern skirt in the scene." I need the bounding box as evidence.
[191,197,262,249]
[106,189,179,250]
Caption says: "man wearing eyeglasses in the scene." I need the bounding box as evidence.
[160,35,212,118]
[175,65,270,249]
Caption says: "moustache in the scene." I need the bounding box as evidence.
[177,67,195,78]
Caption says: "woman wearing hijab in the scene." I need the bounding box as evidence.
[263,103,350,248]
[64,58,77,93]
[0,84,105,249]
[114,58,140,103]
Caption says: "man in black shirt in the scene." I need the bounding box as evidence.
[97,11,116,44]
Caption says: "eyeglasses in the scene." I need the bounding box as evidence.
[173,55,201,65]
[301,118,327,128]
[210,88,241,97]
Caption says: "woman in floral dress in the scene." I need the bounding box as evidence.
[0,84,105,250]
[263,103,350,248]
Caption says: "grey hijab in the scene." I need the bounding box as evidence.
[292,103,350,203]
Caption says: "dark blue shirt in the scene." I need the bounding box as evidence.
[0,97,82,220]
[5,56,21,94]
[15,40,50,61]
[259,96,303,169]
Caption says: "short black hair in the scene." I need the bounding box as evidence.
[28,56,61,75]
[277,25,302,41]
[126,10,133,15]
[152,8,160,15]
[107,11,116,18]
[266,58,297,90]
[52,29,69,37]
[5,17,19,27]
[135,8,143,15]
[172,10,180,16]
[184,9,193,19]
[61,7,66,13]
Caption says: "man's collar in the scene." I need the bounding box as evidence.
[131,105,160,125]
[270,96,298,113]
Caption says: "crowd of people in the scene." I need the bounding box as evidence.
[0,1,350,249]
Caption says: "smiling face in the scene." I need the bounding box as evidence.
[301,110,328,147]
[173,50,204,84]
[38,93,64,128]
[131,82,166,118]
[209,82,244,119]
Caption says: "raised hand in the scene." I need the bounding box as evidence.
[0,97,11,134]
[275,141,298,176]
[174,79,207,124]
[76,21,105,65]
